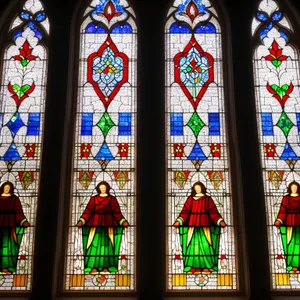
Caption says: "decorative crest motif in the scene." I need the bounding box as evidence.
[253,0,291,41]
[174,36,214,109]
[90,0,129,29]
[87,36,128,108]
[173,0,212,28]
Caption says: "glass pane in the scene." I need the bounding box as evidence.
[253,0,300,290]
[65,0,137,291]
[166,0,237,291]
[0,0,49,290]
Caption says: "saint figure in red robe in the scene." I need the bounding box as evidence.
[76,181,129,274]
[274,181,300,273]
[0,181,30,274]
[173,181,226,273]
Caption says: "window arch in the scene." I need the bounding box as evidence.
[253,0,300,290]
[0,0,49,291]
[165,0,240,291]
[65,0,137,291]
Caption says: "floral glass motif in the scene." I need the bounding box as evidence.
[0,0,49,290]
[66,0,137,290]
[166,0,237,290]
[253,0,300,290]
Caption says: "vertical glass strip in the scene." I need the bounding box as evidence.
[253,0,300,290]
[0,0,49,290]
[166,0,237,290]
[66,0,137,291]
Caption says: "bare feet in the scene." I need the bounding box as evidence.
[2,269,11,275]
[90,268,98,274]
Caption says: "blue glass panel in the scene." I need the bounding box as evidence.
[20,12,31,20]
[118,113,132,136]
[35,12,46,22]
[111,23,133,34]
[28,22,42,40]
[280,30,288,41]
[170,23,191,34]
[195,23,216,34]
[208,113,220,136]
[14,31,23,40]
[280,143,299,161]
[188,144,207,161]
[296,113,300,133]
[27,113,41,136]
[260,22,273,40]
[85,23,106,34]
[95,143,114,160]
[81,113,93,136]
[2,144,21,161]
[261,113,274,136]
[170,113,184,136]
[256,12,268,21]
[272,11,283,21]
[7,113,25,136]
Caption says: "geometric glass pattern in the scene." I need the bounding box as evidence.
[166,0,237,290]
[253,0,300,290]
[0,0,49,290]
[66,0,136,290]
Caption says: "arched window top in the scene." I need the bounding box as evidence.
[165,0,220,34]
[10,0,49,41]
[252,0,292,41]
[81,0,136,34]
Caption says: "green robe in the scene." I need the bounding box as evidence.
[179,226,221,272]
[0,227,24,273]
[82,227,123,273]
[280,226,300,271]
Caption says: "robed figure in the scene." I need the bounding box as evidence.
[76,181,129,274]
[173,182,226,273]
[0,181,30,274]
[274,181,300,273]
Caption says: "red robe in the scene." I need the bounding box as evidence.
[178,195,223,227]
[80,195,125,227]
[0,195,26,227]
[277,195,300,226]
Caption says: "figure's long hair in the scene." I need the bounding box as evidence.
[190,181,206,197]
[96,181,111,195]
[0,181,15,195]
[287,181,300,195]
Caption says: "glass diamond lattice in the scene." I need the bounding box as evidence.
[276,111,294,137]
[187,112,205,136]
[97,112,115,137]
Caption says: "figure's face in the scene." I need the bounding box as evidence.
[99,184,107,194]
[291,184,298,194]
[4,184,10,194]
[194,184,201,194]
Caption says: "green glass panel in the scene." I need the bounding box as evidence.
[276,111,294,137]
[97,112,116,137]
[187,112,205,137]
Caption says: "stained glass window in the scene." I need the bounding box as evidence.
[253,0,300,290]
[166,0,237,290]
[65,0,136,291]
[0,0,49,291]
